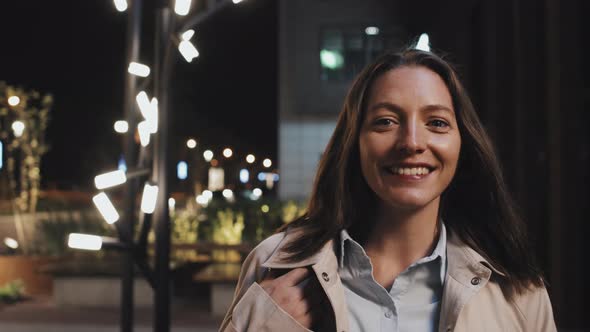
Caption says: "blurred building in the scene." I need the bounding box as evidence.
[278,0,404,199]
[278,0,588,330]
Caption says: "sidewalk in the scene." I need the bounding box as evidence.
[0,296,221,332]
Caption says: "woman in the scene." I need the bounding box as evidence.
[220,49,556,332]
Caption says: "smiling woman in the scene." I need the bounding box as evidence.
[220,49,557,332]
[359,66,461,214]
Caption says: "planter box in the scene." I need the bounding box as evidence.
[53,277,154,308]
[0,256,56,295]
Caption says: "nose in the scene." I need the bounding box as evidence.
[394,118,426,155]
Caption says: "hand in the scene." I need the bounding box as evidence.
[259,267,315,329]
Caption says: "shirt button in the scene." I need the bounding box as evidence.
[322,272,330,282]
[471,277,481,285]
[384,310,392,318]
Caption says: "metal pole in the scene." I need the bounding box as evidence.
[153,5,174,332]
[122,0,143,331]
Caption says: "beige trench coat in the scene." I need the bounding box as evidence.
[220,230,556,332]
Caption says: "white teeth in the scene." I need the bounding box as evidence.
[391,167,430,175]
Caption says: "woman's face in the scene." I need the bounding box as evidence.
[359,66,461,211]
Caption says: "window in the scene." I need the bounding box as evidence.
[320,26,405,81]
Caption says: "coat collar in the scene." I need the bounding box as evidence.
[261,229,334,269]
[446,230,506,278]
[261,227,506,279]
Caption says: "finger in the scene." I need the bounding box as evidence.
[288,295,310,317]
[278,267,310,286]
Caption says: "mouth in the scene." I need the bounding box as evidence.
[383,164,436,179]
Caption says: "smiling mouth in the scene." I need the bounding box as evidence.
[383,166,435,179]
[389,166,431,176]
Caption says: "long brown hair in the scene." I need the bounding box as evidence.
[280,49,543,298]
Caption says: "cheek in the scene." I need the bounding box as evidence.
[438,135,461,173]
[358,134,382,180]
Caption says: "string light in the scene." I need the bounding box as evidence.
[95,170,127,189]
[7,96,20,106]
[174,0,191,16]
[128,62,151,77]
[68,233,103,250]
[92,192,120,224]
[114,120,129,133]
[113,0,128,12]
[140,183,159,214]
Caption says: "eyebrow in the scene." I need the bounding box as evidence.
[368,102,454,114]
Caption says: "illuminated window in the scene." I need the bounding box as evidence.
[320,26,404,81]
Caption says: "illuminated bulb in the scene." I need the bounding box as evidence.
[232,0,244,3]
[7,96,20,106]
[174,0,191,15]
[223,148,233,158]
[202,190,213,201]
[136,91,150,112]
[239,169,249,183]
[186,138,197,149]
[11,121,25,137]
[252,188,262,197]
[118,156,127,172]
[415,33,430,52]
[136,91,158,132]
[168,197,176,210]
[114,120,129,133]
[263,158,272,168]
[222,189,233,199]
[113,0,127,12]
[68,233,102,251]
[261,204,269,213]
[145,98,158,133]
[138,121,151,146]
[94,170,127,189]
[365,26,379,35]
[140,183,158,214]
[128,62,150,77]
[181,29,195,41]
[92,192,120,224]
[177,161,188,180]
[203,150,213,162]
[246,154,255,163]
[4,237,18,249]
[196,195,208,205]
[179,40,199,63]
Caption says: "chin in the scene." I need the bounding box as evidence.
[378,191,440,211]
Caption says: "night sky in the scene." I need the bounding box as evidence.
[0,0,277,190]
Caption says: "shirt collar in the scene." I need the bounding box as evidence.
[339,222,448,283]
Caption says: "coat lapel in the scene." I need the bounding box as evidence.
[261,232,349,332]
[439,231,496,332]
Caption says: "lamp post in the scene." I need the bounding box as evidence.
[71,1,251,332]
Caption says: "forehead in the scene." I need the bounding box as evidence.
[366,66,453,111]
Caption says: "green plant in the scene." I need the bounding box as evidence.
[209,208,243,262]
[0,279,25,304]
[34,209,115,256]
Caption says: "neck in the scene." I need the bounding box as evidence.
[364,197,441,281]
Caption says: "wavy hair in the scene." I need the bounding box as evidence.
[279,49,543,298]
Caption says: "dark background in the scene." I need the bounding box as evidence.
[0,0,588,328]
[0,0,277,189]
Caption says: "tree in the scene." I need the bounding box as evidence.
[0,81,52,252]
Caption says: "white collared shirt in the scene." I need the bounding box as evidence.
[338,223,447,332]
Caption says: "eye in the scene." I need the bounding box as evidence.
[429,119,450,128]
[374,118,396,127]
